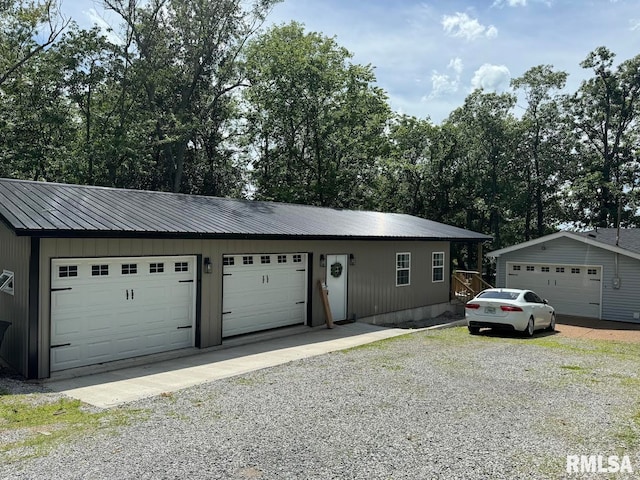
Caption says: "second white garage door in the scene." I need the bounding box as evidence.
[222,253,307,337]
[506,262,602,318]
[50,256,196,372]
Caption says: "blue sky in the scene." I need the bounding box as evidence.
[63,0,640,123]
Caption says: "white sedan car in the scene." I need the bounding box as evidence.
[465,288,555,336]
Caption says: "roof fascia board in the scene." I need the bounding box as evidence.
[487,231,640,262]
[13,228,489,242]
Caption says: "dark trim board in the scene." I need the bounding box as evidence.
[28,237,40,379]
[195,254,202,349]
[12,229,490,243]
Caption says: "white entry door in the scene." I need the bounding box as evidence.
[50,256,196,372]
[222,253,307,337]
[326,254,348,321]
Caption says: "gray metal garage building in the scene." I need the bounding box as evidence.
[0,178,489,379]
[488,229,640,323]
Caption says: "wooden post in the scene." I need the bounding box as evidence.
[477,242,483,277]
[318,280,334,329]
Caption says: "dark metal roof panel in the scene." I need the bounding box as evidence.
[575,228,640,255]
[0,178,491,241]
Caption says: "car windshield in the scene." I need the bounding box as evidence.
[477,291,519,300]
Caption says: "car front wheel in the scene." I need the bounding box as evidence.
[525,317,534,337]
[546,313,556,332]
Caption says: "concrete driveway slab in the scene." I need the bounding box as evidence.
[46,322,415,408]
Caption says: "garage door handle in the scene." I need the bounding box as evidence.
[51,343,71,349]
[177,325,192,329]
[51,287,73,292]
[179,279,194,283]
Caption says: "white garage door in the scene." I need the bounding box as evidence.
[51,256,196,372]
[222,253,307,337]
[506,262,601,318]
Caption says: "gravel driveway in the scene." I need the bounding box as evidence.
[2,326,640,479]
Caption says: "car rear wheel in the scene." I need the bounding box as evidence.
[546,313,556,332]
[468,326,480,335]
[525,317,534,337]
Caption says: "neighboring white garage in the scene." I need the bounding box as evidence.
[506,262,602,318]
[222,253,308,337]
[50,256,196,371]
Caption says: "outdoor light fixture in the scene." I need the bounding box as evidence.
[320,254,326,267]
[204,257,212,274]
[349,253,356,266]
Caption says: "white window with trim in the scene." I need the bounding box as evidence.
[432,252,445,282]
[396,253,411,286]
[0,270,14,295]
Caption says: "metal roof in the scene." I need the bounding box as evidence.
[487,228,640,261]
[0,178,491,241]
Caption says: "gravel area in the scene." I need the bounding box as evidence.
[2,326,640,479]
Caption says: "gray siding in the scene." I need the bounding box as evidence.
[494,236,640,323]
[38,237,450,377]
[0,222,31,375]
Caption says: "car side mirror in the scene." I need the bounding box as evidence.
[543,299,548,304]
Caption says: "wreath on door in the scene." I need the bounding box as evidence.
[330,262,343,278]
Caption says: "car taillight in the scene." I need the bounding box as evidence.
[465,303,480,309]
[500,305,523,312]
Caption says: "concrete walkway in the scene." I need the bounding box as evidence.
[47,323,418,408]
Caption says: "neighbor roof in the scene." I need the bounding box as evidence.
[0,178,491,241]
[487,229,640,261]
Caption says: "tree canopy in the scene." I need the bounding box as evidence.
[1,1,640,267]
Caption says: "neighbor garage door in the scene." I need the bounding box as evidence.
[222,253,307,337]
[50,256,196,372]
[506,262,601,318]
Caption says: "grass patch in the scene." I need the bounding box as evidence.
[614,407,640,449]
[339,332,413,353]
[0,394,139,462]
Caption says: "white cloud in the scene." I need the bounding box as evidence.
[426,57,465,99]
[470,64,511,91]
[448,57,464,75]
[442,12,498,41]
[429,72,459,98]
[493,0,527,6]
[631,19,640,31]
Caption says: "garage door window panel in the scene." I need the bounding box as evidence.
[92,265,109,276]
[58,265,78,278]
[150,263,164,273]
[175,262,189,272]
[122,264,137,275]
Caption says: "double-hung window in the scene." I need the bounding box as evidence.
[396,253,411,286]
[432,252,444,282]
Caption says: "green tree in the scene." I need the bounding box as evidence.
[511,65,569,238]
[564,47,640,228]
[445,89,519,249]
[242,22,391,207]
[0,0,69,86]
[102,0,279,193]
[0,35,76,180]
